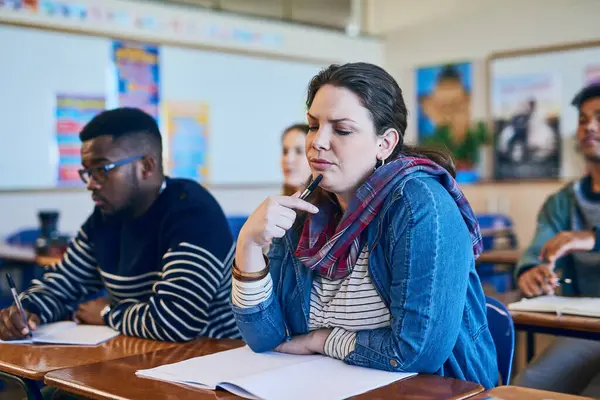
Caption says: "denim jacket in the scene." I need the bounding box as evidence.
[232,173,498,389]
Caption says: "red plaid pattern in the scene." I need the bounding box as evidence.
[295,156,483,280]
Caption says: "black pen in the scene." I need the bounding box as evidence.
[5,273,32,338]
[299,174,323,201]
[556,278,572,285]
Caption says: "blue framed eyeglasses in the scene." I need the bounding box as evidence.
[78,155,144,184]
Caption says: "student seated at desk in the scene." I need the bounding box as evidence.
[230,62,498,389]
[513,83,600,397]
[281,123,311,196]
[0,108,240,342]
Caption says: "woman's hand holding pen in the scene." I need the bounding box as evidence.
[0,306,40,340]
[238,175,322,256]
[241,194,319,248]
[236,194,319,272]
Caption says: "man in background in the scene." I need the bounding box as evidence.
[514,83,600,397]
[0,107,239,342]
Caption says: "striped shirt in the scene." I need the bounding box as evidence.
[21,178,240,342]
[232,246,390,359]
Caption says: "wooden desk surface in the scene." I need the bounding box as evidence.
[0,243,36,263]
[484,289,600,336]
[477,249,521,265]
[471,385,595,399]
[0,334,178,380]
[511,310,600,335]
[45,339,484,400]
[0,243,61,266]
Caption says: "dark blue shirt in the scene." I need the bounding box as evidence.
[22,177,240,341]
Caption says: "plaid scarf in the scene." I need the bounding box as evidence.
[294,156,483,280]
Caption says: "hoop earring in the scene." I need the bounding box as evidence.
[374,157,385,170]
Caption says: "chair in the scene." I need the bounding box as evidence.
[227,216,248,243]
[1,228,42,308]
[486,295,515,385]
[5,228,40,246]
[477,213,518,292]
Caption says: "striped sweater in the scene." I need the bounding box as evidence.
[232,246,390,359]
[21,178,240,342]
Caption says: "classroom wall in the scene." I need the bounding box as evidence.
[3,0,598,245]
[0,185,280,238]
[378,0,600,247]
[0,0,383,238]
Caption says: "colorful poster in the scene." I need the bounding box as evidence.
[491,74,561,180]
[1,0,39,11]
[165,102,210,182]
[0,0,23,9]
[56,94,105,185]
[585,65,600,85]
[23,0,37,11]
[416,62,487,183]
[113,40,160,121]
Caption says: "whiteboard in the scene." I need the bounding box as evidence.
[160,46,322,184]
[0,25,110,189]
[0,24,324,190]
[489,44,600,178]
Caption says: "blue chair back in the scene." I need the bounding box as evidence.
[485,295,515,385]
[227,216,248,243]
[476,213,518,292]
[5,228,40,246]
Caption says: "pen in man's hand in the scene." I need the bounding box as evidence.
[5,273,32,338]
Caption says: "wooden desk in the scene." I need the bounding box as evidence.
[0,243,61,266]
[45,339,485,400]
[0,243,36,263]
[512,310,600,338]
[0,335,177,381]
[0,335,179,399]
[512,309,600,362]
[484,289,600,362]
[477,249,521,265]
[471,385,595,399]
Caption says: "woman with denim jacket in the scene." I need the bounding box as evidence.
[231,62,498,389]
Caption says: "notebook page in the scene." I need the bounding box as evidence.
[222,356,416,400]
[508,296,600,317]
[136,346,321,389]
[34,324,120,345]
[562,298,600,318]
[0,321,75,344]
[0,338,32,344]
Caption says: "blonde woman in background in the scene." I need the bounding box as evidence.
[281,123,311,196]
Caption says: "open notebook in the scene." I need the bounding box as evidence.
[508,296,600,318]
[136,345,416,400]
[0,321,120,345]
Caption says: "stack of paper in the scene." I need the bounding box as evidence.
[508,296,600,318]
[136,345,416,400]
[0,321,120,345]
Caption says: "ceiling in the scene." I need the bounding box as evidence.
[154,0,353,32]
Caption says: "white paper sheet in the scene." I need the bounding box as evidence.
[0,321,119,345]
[508,296,600,318]
[136,345,416,400]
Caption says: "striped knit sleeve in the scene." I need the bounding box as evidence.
[231,274,273,308]
[324,327,357,360]
[20,227,102,324]
[104,242,234,342]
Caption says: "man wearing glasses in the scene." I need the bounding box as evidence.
[0,107,240,342]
